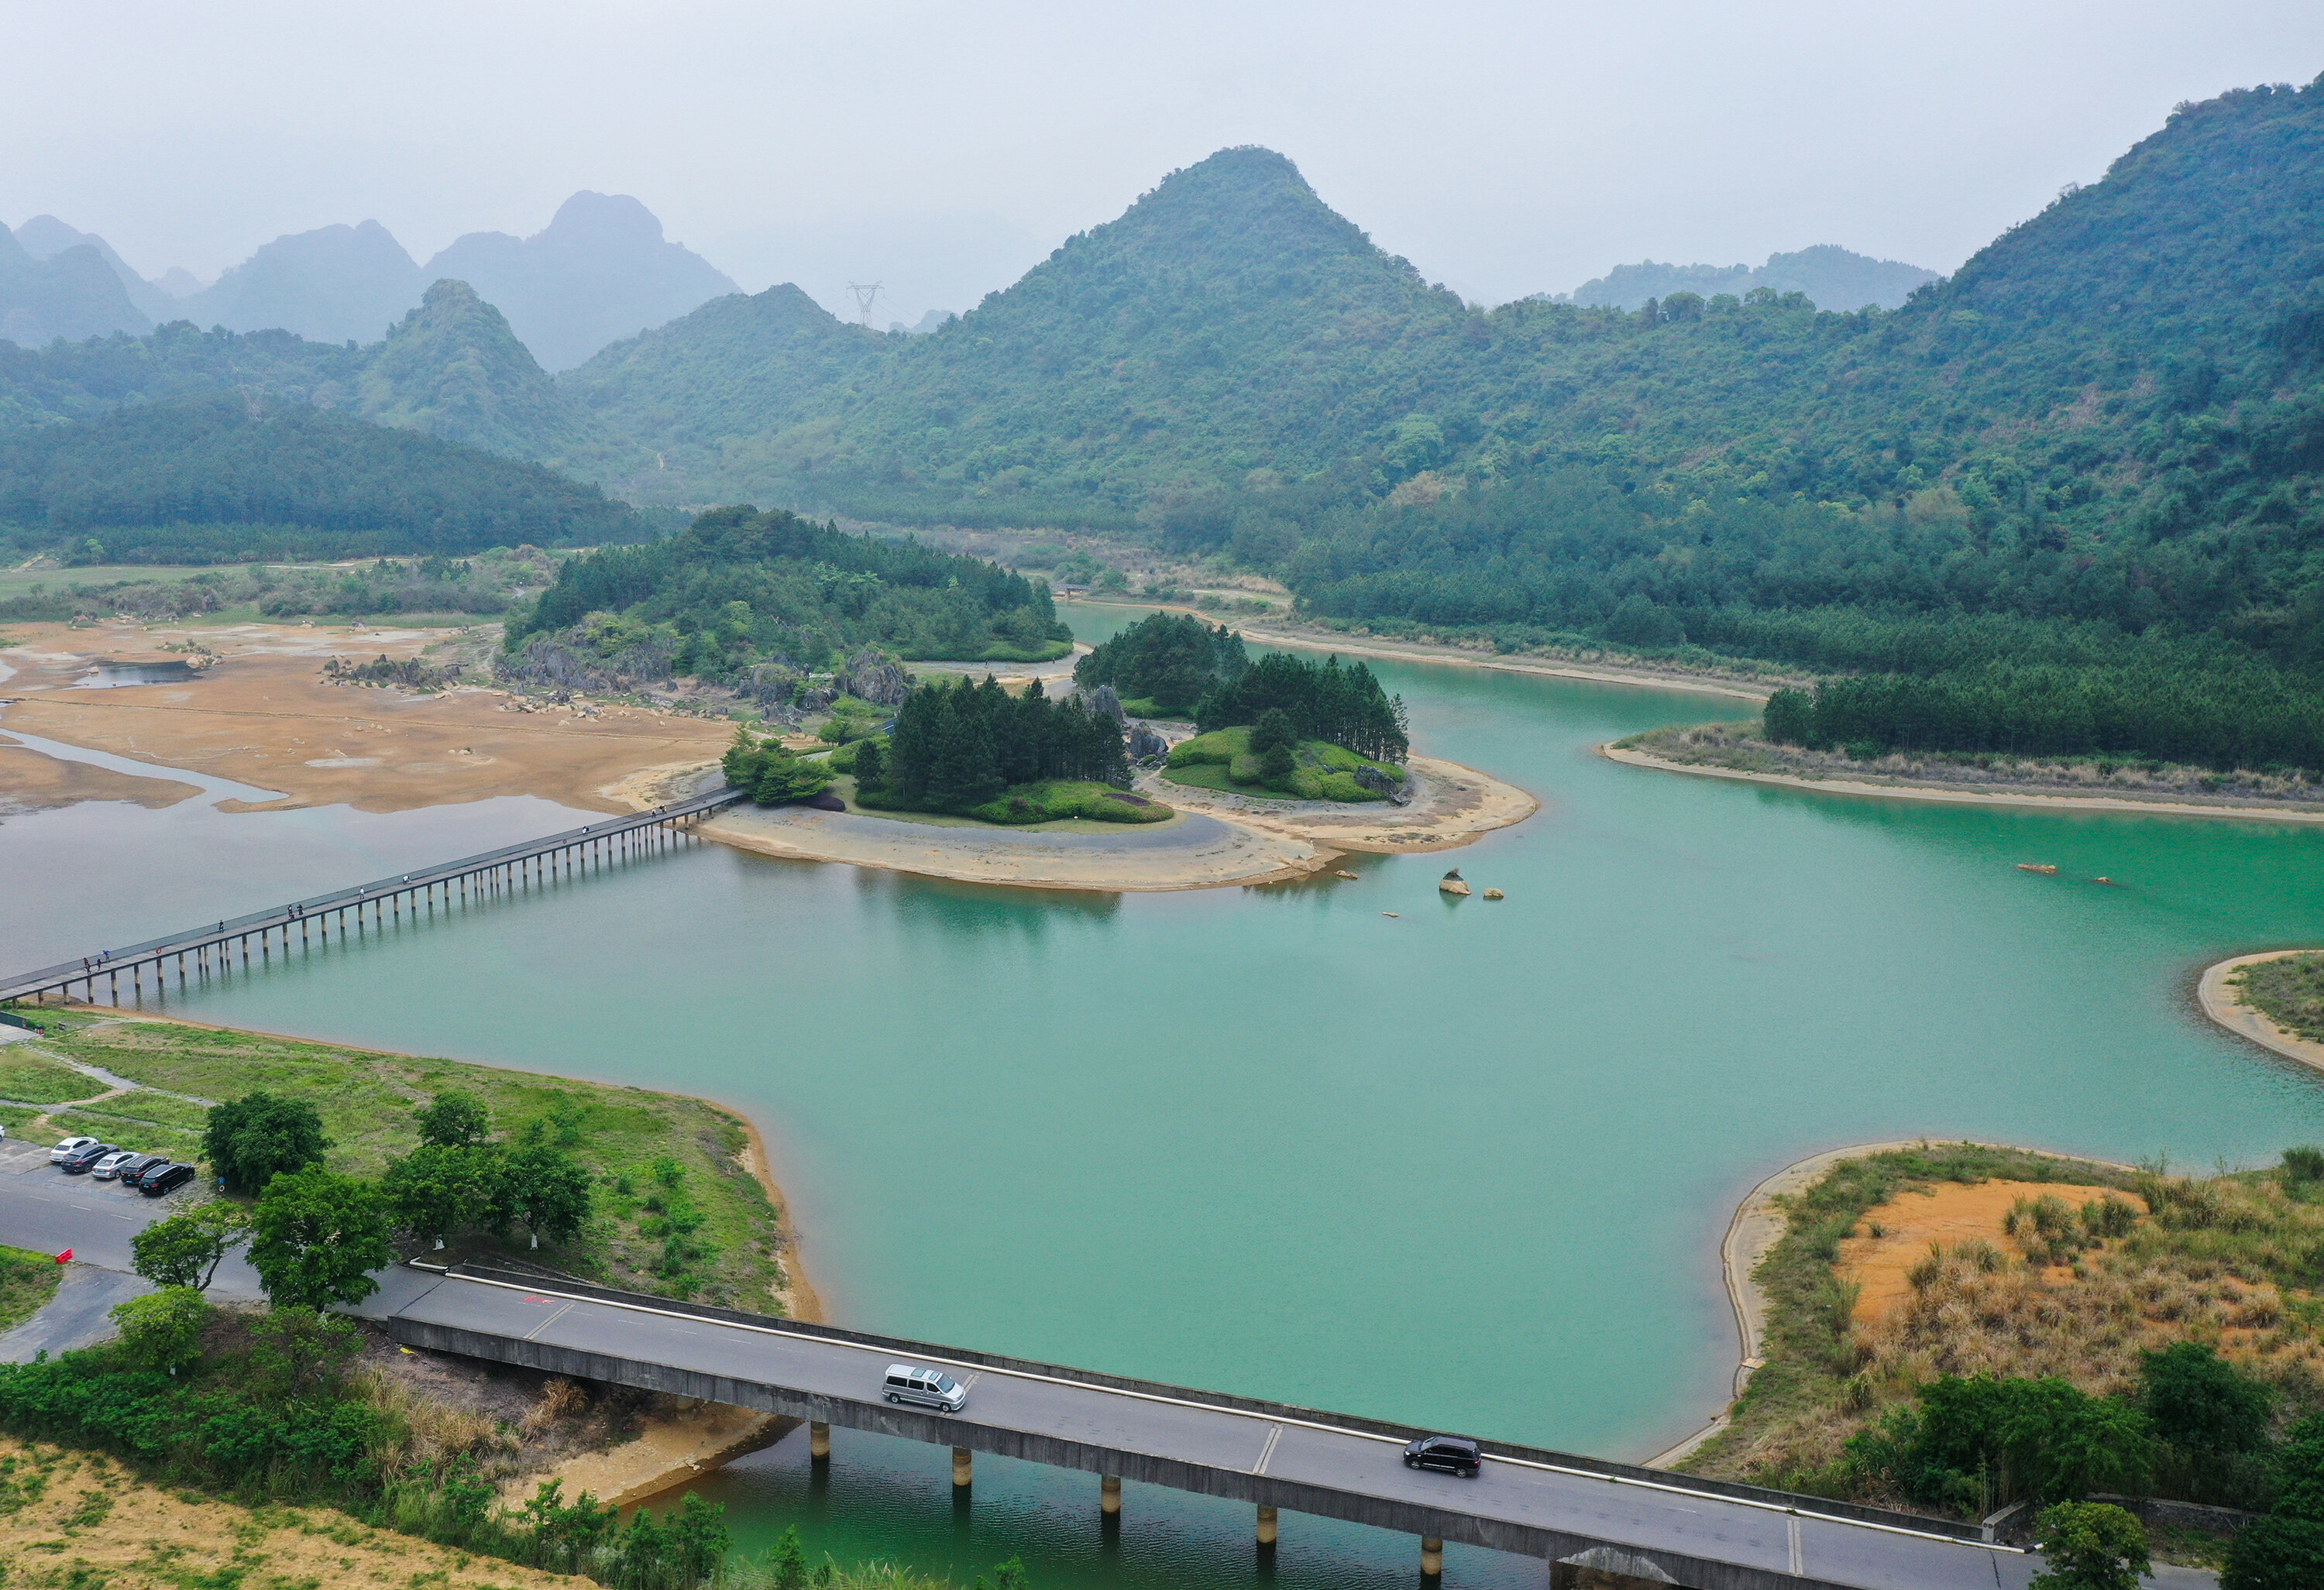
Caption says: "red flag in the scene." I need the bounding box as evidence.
[54,1249,70,1264]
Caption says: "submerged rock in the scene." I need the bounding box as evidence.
[1439,868,1470,897]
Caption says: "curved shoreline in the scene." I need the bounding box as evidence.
[1602,742,2324,826]
[2199,951,2324,1074]
[634,755,1537,891]
[1645,1138,2139,1470]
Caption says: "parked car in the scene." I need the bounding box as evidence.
[115,1155,171,1188]
[882,1364,968,1412]
[60,1142,120,1174]
[139,1163,197,1197]
[90,1150,144,1180]
[1403,1435,1483,1478]
[50,1136,98,1165]
[137,1152,195,1190]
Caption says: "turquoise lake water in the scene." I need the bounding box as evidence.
[8,601,2324,1590]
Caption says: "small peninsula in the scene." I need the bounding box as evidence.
[679,611,1534,888]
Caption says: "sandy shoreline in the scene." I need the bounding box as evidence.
[680,754,1538,891]
[2199,950,2324,1074]
[1644,1138,2138,1470]
[1602,742,2324,826]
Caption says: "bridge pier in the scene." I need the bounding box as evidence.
[810,1421,830,1460]
[1102,1475,1121,1516]
[1421,1536,1442,1580]
[1257,1504,1278,1547]
[952,1446,972,1489]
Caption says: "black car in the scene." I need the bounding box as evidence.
[118,1156,172,1189]
[60,1142,121,1174]
[139,1163,197,1197]
[1404,1435,1483,1477]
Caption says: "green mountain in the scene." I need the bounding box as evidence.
[12,215,179,321]
[560,281,882,499]
[424,192,741,372]
[0,227,150,346]
[184,220,425,345]
[0,396,641,562]
[1562,246,1937,312]
[356,280,612,468]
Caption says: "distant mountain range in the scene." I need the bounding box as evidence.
[3,192,737,370]
[1556,246,1939,312]
[3,74,2320,691]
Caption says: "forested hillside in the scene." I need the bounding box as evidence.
[0,397,641,561]
[506,505,1071,678]
[356,280,611,466]
[1560,246,1938,313]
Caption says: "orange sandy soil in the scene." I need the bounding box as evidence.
[1837,1180,2142,1327]
[0,1436,584,1590]
[0,620,734,815]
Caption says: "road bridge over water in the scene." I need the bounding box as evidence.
[0,786,746,1007]
[372,1262,2040,1590]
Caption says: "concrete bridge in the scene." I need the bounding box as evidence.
[370,1262,2042,1590]
[0,786,746,1007]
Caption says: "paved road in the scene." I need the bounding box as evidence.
[0,1143,263,1301]
[381,1267,2040,1590]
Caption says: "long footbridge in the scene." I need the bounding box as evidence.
[366,1262,2040,1590]
[1,785,747,1006]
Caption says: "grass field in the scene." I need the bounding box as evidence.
[9,1011,796,1313]
[0,1246,61,1333]
[0,1054,110,1107]
[1163,725,1404,802]
[0,563,218,601]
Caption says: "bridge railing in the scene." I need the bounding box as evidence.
[1,786,741,996]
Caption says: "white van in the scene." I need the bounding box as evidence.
[882,1363,968,1412]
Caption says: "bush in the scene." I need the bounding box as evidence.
[2141,1341,2273,1456]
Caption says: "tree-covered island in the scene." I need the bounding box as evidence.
[1077,612,1411,802]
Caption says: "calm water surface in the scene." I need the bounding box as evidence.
[7,603,2324,1589]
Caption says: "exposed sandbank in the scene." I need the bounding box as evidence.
[1602,741,2324,826]
[0,733,199,815]
[702,800,1334,891]
[2199,950,2324,1074]
[0,620,736,815]
[1147,753,1538,857]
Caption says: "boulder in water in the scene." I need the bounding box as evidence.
[1439,868,1470,897]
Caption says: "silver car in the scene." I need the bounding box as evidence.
[882,1363,968,1412]
[50,1136,98,1165]
[90,1150,142,1180]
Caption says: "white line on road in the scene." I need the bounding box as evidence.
[523,1302,577,1341]
[1788,1516,1803,1575]
[1253,1423,1283,1475]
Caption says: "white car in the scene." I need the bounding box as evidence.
[90,1150,141,1180]
[883,1364,968,1412]
[50,1136,98,1165]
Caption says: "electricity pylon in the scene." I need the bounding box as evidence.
[847,281,883,328]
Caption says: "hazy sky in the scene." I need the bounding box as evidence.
[7,1,2321,326]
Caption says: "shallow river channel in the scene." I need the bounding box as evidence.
[8,601,2324,1590]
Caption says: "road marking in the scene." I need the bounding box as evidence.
[522,1301,576,1341]
[960,1372,982,1393]
[1252,1423,1283,1475]
[1788,1516,1803,1575]
[428,1270,2018,1554]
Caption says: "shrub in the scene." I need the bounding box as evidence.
[2030,1501,2150,1590]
